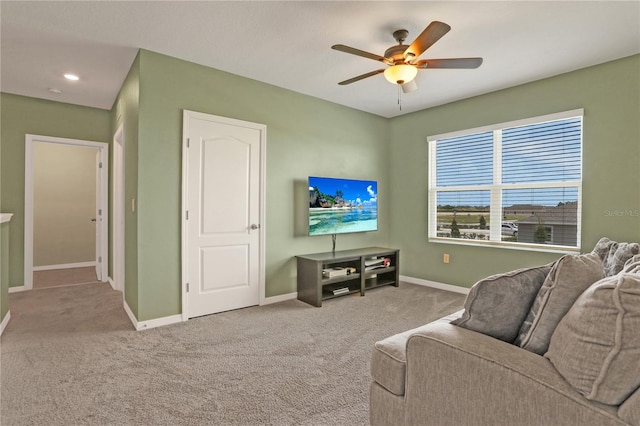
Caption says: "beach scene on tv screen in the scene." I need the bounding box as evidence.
[308,177,378,236]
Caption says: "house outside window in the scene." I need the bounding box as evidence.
[428,109,583,252]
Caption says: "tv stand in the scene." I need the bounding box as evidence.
[296,247,400,307]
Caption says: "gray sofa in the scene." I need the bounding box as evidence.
[370,239,640,426]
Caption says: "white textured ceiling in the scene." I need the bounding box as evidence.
[2,1,639,118]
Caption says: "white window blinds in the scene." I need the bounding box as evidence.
[428,109,583,251]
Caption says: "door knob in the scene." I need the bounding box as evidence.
[250,224,260,230]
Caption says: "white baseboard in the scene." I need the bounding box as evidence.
[137,314,182,331]
[121,291,296,331]
[123,299,138,329]
[0,311,11,335]
[262,291,297,305]
[8,285,27,293]
[400,275,470,295]
[107,276,117,291]
[123,299,182,331]
[33,261,96,271]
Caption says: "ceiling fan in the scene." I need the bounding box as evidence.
[332,21,483,93]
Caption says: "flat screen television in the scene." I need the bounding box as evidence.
[308,176,378,236]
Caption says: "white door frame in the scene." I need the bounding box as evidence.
[24,134,109,290]
[111,124,125,292]
[181,110,266,321]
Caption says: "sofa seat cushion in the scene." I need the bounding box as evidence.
[371,311,462,396]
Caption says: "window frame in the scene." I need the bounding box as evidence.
[427,109,584,253]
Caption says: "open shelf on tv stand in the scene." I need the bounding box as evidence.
[296,247,400,307]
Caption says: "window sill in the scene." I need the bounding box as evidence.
[428,236,581,254]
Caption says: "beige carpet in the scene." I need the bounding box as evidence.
[1,281,465,425]
[33,266,99,289]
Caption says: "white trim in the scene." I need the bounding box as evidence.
[33,261,96,271]
[24,134,109,291]
[8,286,26,293]
[0,311,11,335]
[123,299,181,331]
[262,292,297,305]
[427,108,584,142]
[137,314,182,331]
[181,114,189,321]
[107,276,117,291]
[258,123,267,308]
[400,275,470,295]
[428,237,580,254]
[112,124,125,293]
[123,299,138,329]
[181,110,267,320]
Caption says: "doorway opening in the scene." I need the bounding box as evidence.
[23,134,108,291]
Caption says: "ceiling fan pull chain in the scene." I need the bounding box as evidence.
[398,84,402,111]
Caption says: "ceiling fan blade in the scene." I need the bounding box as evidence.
[404,21,451,60]
[332,44,389,63]
[416,58,483,69]
[338,69,385,85]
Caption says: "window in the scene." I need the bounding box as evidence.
[428,109,583,251]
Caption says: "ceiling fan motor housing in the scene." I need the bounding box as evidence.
[384,32,417,85]
[384,44,410,64]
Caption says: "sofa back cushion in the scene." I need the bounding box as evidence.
[515,253,604,354]
[452,264,552,343]
[545,272,640,405]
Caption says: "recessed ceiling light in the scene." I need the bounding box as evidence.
[49,88,62,94]
[64,73,79,81]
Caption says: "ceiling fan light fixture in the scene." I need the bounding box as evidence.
[384,64,417,85]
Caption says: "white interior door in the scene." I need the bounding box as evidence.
[183,111,265,319]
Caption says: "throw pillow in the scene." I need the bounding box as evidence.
[592,237,616,263]
[623,254,640,274]
[514,252,604,354]
[452,264,552,343]
[592,237,640,276]
[545,273,640,405]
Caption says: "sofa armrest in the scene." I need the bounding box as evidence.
[404,322,626,426]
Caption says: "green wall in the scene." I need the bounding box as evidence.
[111,53,141,317]
[388,54,640,288]
[133,50,390,321]
[2,51,637,324]
[0,93,112,288]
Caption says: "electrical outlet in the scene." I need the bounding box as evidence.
[443,253,450,264]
